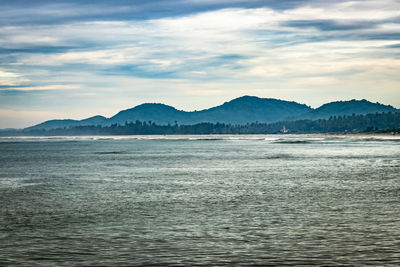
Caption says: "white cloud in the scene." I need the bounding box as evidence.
[1,0,400,128]
[0,70,29,86]
[8,84,81,91]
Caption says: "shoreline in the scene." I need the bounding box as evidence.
[1,133,399,139]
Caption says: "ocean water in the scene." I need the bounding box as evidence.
[0,135,399,266]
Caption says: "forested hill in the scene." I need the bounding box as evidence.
[296,99,397,120]
[26,96,398,130]
[4,111,399,136]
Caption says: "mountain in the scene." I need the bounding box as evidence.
[80,115,108,125]
[297,99,397,120]
[110,103,187,125]
[109,96,312,125]
[28,115,108,130]
[189,96,311,124]
[26,96,398,130]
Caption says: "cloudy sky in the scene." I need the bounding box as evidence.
[1,0,400,128]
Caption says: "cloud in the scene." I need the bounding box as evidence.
[283,19,379,31]
[0,0,400,128]
[0,0,314,27]
[0,70,29,86]
[0,84,80,91]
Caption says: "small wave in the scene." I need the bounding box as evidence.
[346,137,400,143]
[272,139,314,144]
[94,151,126,155]
[0,180,43,189]
[187,138,224,141]
[257,154,294,159]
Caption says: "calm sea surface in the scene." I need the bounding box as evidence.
[1,135,399,266]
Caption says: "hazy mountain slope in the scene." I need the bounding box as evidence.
[80,115,108,125]
[28,116,108,130]
[110,103,187,125]
[27,119,79,130]
[191,96,312,124]
[298,99,397,120]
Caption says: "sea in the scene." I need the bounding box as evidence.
[1,134,399,266]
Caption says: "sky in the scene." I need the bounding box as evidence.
[1,0,400,128]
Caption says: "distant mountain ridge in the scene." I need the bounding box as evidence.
[297,99,397,120]
[27,96,398,130]
[28,116,109,130]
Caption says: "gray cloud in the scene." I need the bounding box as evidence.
[1,0,400,128]
[0,0,337,27]
[283,19,380,31]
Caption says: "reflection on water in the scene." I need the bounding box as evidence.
[1,135,399,266]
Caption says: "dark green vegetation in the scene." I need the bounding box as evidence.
[26,96,397,130]
[2,112,399,136]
